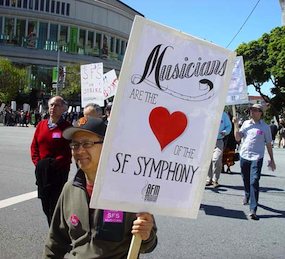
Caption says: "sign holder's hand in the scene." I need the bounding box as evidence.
[127,213,154,259]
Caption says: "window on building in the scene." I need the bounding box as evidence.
[0,0,3,6]
[40,0,44,11]
[23,0,27,8]
[38,22,47,49]
[17,0,21,7]
[69,27,78,53]
[11,0,16,7]
[110,36,115,53]
[60,25,68,44]
[50,24,58,42]
[5,0,10,6]
[29,0,33,9]
[96,33,101,49]
[27,21,37,48]
[116,39,120,54]
[56,1,60,14]
[79,29,86,47]
[0,17,2,35]
[51,0,55,12]
[61,2,65,15]
[4,17,14,43]
[121,40,125,55]
[15,19,26,46]
[34,0,38,9]
[46,0,50,12]
[66,3,70,16]
[87,31,93,48]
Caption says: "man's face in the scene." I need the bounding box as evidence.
[83,107,101,118]
[71,131,103,177]
[48,97,65,118]
[250,108,262,121]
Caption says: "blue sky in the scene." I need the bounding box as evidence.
[123,0,282,97]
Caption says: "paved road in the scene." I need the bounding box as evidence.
[0,126,284,259]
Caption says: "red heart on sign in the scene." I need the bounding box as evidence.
[149,107,188,151]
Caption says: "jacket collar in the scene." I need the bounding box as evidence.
[73,169,87,190]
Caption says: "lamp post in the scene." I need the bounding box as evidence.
[56,45,60,96]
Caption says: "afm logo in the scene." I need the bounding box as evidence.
[142,183,160,203]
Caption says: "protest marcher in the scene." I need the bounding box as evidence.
[102,102,112,125]
[277,119,285,148]
[83,103,103,118]
[31,96,72,226]
[233,104,276,220]
[43,116,157,258]
[206,111,232,187]
[269,120,278,147]
[222,111,238,173]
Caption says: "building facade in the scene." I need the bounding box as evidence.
[0,0,142,105]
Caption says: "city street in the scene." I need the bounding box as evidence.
[0,126,284,259]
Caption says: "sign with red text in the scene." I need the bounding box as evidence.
[91,16,236,219]
[103,69,118,100]
[226,56,248,105]
[80,63,104,107]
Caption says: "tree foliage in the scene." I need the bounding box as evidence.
[236,26,285,121]
[58,62,82,106]
[0,59,29,104]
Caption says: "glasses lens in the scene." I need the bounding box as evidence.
[70,143,79,150]
[82,141,94,149]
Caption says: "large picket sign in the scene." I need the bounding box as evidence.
[103,69,118,100]
[226,56,248,105]
[90,16,236,219]
[80,63,104,107]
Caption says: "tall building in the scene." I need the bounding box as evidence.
[0,0,143,106]
[280,0,285,26]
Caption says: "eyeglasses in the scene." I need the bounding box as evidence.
[251,108,262,113]
[49,103,63,108]
[69,141,103,150]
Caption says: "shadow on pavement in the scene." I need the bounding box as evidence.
[200,204,248,220]
[220,185,284,193]
[258,204,285,219]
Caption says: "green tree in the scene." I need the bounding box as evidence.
[0,59,29,104]
[236,26,285,121]
[58,62,82,105]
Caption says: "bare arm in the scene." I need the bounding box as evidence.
[232,117,242,142]
[266,143,276,171]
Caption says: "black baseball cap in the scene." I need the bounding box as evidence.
[63,116,107,140]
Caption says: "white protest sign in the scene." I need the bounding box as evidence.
[0,103,5,112]
[76,106,81,113]
[103,69,118,100]
[80,63,104,107]
[68,106,72,113]
[226,56,248,105]
[23,103,30,112]
[11,101,16,111]
[90,16,236,219]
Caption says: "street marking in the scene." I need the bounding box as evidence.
[0,191,37,209]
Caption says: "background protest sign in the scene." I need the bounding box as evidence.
[80,63,104,107]
[226,56,248,105]
[91,16,236,219]
[103,69,118,100]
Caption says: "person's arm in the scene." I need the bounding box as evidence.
[31,126,40,166]
[232,117,242,142]
[43,189,71,258]
[266,143,276,171]
[132,212,157,254]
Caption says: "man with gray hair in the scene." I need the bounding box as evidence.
[31,96,72,225]
[83,103,103,118]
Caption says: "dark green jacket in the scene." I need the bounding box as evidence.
[43,170,157,259]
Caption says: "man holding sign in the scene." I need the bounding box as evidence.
[43,116,157,258]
